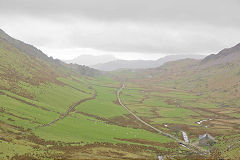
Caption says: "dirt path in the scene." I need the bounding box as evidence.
[37,87,97,128]
[117,84,208,155]
[0,87,97,139]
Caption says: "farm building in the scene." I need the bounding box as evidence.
[199,133,215,146]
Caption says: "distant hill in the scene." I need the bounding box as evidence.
[92,55,205,71]
[65,54,118,66]
[130,43,240,100]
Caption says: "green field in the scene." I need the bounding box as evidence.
[0,77,177,159]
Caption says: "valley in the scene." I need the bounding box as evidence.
[0,29,240,160]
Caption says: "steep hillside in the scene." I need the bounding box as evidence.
[0,29,100,97]
[127,43,240,102]
[201,43,240,66]
[0,29,50,61]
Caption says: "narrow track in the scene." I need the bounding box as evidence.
[117,84,208,155]
[37,87,97,128]
[0,87,97,138]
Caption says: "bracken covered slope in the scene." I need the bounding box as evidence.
[0,29,100,97]
[135,43,240,103]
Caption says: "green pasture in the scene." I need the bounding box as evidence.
[18,80,91,113]
[34,112,172,145]
[76,85,128,118]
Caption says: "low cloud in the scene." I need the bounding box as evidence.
[0,0,240,59]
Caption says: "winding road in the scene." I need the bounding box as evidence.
[117,84,208,155]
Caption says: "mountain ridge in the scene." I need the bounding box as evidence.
[65,54,118,66]
[133,42,240,101]
[0,28,50,61]
[0,28,100,97]
[200,43,240,66]
[92,55,205,71]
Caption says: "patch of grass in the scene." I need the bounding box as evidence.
[76,85,128,118]
[34,112,172,145]
[19,81,91,113]
[0,94,59,129]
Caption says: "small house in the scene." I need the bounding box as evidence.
[198,133,215,146]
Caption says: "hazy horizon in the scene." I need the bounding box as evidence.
[1,0,239,60]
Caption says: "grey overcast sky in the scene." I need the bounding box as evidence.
[0,0,240,60]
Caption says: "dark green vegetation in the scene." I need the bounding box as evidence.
[1,29,240,159]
